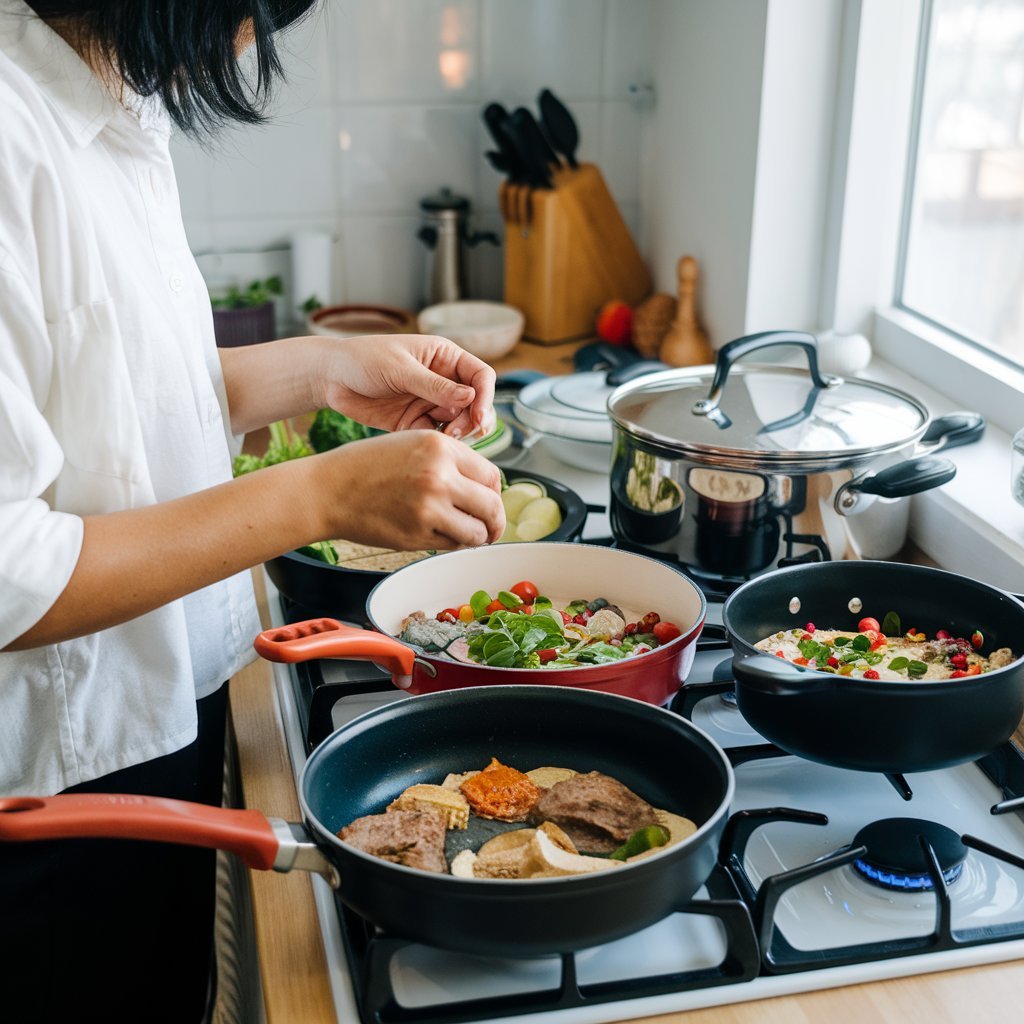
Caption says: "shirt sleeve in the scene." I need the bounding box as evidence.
[0,263,84,648]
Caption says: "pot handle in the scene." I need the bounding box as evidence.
[732,653,825,695]
[254,618,415,677]
[915,411,985,454]
[693,331,841,419]
[834,456,956,515]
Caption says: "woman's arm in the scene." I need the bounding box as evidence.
[219,334,497,439]
[6,430,504,651]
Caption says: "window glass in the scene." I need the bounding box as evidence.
[899,0,1024,366]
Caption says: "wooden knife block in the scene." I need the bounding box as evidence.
[503,163,651,344]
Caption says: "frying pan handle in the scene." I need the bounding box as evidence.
[254,618,415,677]
[732,653,826,695]
[0,794,279,869]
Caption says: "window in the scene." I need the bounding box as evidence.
[896,0,1024,368]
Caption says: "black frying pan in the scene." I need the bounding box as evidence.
[720,561,1024,773]
[0,687,734,957]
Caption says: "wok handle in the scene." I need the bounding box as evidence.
[254,618,415,677]
[732,653,826,696]
[835,456,957,513]
[0,794,279,869]
[917,411,985,453]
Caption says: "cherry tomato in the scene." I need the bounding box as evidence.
[858,617,880,634]
[457,605,474,623]
[862,669,880,680]
[652,621,681,643]
[509,581,539,604]
[950,652,967,669]
[517,605,535,615]
[537,648,558,663]
[935,629,952,641]
[867,630,887,651]
[827,656,839,668]
[775,650,786,658]
[971,630,984,649]
[559,611,572,624]
[485,599,506,614]
[793,656,810,666]
[804,622,816,634]
[966,663,982,676]
[950,669,967,679]
[624,622,638,635]
[436,608,459,623]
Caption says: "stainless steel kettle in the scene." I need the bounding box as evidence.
[416,187,498,306]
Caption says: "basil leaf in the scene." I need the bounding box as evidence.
[469,590,492,618]
[534,596,553,611]
[851,634,871,653]
[907,660,928,677]
[881,611,902,637]
[498,590,523,608]
[832,636,852,647]
[888,656,910,671]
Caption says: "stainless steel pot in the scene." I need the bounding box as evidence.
[607,331,984,575]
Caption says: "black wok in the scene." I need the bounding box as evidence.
[0,687,734,957]
[265,467,589,620]
[720,561,1024,773]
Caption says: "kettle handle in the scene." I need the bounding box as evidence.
[692,331,842,419]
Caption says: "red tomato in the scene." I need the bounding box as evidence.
[858,617,880,634]
[509,581,539,604]
[485,599,506,614]
[537,648,558,663]
[867,631,887,651]
[863,669,880,680]
[559,611,572,624]
[436,608,459,623]
[652,621,681,643]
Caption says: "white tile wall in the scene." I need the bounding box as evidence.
[171,0,657,322]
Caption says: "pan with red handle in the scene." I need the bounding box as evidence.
[255,542,707,706]
[0,686,737,957]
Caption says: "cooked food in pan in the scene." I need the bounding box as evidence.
[755,612,1016,681]
[336,759,697,879]
[399,579,684,669]
[295,478,566,570]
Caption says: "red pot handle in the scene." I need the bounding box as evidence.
[254,618,415,677]
[0,794,280,870]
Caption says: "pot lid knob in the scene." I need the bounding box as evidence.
[693,331,842,420]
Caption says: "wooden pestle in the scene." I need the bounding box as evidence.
[659,256,714,366]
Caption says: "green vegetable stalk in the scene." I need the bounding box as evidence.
[232,421,312,477]
[307,408,384,453]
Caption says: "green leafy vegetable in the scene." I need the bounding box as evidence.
[307,408,384,453]
[296,541,338,565]
[851,634,871,653]
[555,641,627,665]
[881,611,902,637]
[498,590,523,608]
[609,825,670,862]
[469,590,493,618]
[888,656,909,671]
[534,596,553,611]
[564,600,590,616]
[466,610,565,668]
[833,636,851,647]
[907,660,928,677]
[210,275,283,310]
[232,421,312,476]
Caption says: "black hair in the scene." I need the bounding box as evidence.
[25,1,319,136]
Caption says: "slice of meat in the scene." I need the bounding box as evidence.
[337,809,447,873]
[460,758,541,822]
[528,771,659,853]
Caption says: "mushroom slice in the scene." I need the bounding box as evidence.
[526,767,578,790]
[473,828,538,879]
[522,831,623,878]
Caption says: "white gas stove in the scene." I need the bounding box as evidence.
[263,441,1024,1024]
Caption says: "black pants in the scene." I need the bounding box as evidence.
[0,685,228,1024]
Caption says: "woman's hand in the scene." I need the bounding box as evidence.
[311,430,505,550]
[316,334,496,440]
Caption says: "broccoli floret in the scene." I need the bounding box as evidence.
[231,421,311,476]
[307,408,383,453]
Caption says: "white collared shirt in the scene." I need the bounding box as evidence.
[0,2,261,795]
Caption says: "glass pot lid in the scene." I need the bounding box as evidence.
[513,372,615,444]
[607,332,931,471]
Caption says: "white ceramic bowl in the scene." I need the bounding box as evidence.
[417,301,524,361]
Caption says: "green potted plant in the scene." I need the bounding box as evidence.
[210,275,283,347]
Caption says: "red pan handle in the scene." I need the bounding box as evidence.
[254,618,415,677]
[0,794,280,870]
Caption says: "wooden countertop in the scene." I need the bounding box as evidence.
[229,340,1024,1021]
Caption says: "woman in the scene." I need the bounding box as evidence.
[0,1,504,1019]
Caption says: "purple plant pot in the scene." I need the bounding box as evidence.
[212,302,276,347]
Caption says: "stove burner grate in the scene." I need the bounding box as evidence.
[852,818,967,892]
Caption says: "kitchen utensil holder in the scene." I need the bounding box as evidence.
[503,163,651,344]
